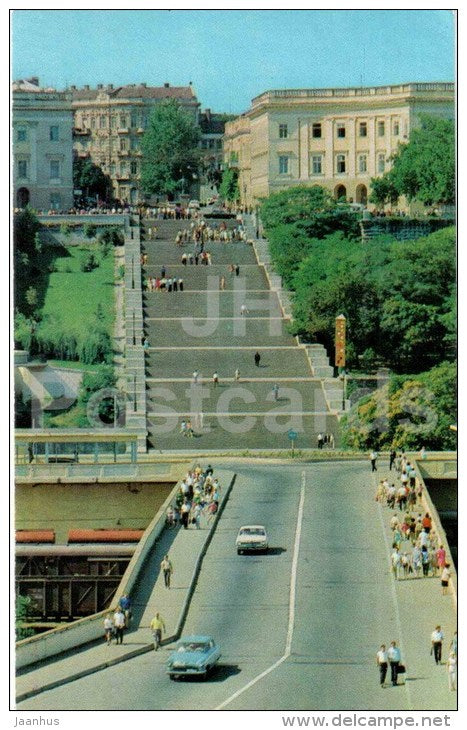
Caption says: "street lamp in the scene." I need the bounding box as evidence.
[132,309,136,346]
[131,255,135,289]
[133,372,137,411]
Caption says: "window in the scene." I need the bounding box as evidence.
[130,137,138,150]
[50,160,60,179]
[17,160,28,178]
[359,122,367,138]
[120,114,127,128]
[311,155,322,175]
[377,121,385,137]
[279,124,288,139]
[393,120,400,136]
[111,116,117,129]
[216,139,222,149]
[50,193,61,210]
[120,163,128,177]
[336,154,346,173]
[130,160,137,174]
[208,139,216,149]
[358,154,367,173]
[377,153,386,173]
[279,155,289,174]
[17,128,27,142]
[91,117,96,129]
[120,138,127,152]
[49,125,59,141]
[312,123,322,138]
[131,114,138,128]
[100,116,106,129]
[337,123,346,138]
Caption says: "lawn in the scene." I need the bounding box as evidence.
[39,244,114,341]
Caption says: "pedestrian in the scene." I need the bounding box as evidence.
[387,641,401,686]
[180,420,187,436]
[220,275,226,290]
[118,593,132,628]
[173,278,178,292]
[234,368,240,382]
[186,419,194,437]
[441,563,451,595]
[240,303,249,316]
[192,370,199,385]
[181,499,190,529]
[421,545,430,576]
[161,554,173,588]
[272,383,279,401]
[450,631,457,657]
[431,625,444,665]
[376,644,389,687]
[446,652,457,691]
[391,547,401,580]
[370,450,378,472]
[161,266,166,278]
[178,277,184,291]
[113,608,126,645]
[212,371,219,387]
[150,612,166,651]
[254,351,261,367]
[389,449,397,470]
[181,253,187,266]
[235,264,240,276]
[104,613,114,645]
[317,433,324,450]
[436,544,447,574]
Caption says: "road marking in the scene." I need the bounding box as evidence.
[374,475,413,710]
[215,470,306,710]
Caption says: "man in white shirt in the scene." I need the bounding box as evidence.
[431,626,444,665]
[391,548,401,580]
[387,641,402,686]
[113,608,126,645]
[376,644,388,687]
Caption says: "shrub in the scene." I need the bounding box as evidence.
[60,222,72,237]
[80,251,99,272]
[83,222,97,239]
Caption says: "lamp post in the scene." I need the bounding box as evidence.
[335,314,347,411]
[133,372,137,412]
[131,255,135,289]
[132,309,136,346]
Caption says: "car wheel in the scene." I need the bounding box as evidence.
[237,549,243,555]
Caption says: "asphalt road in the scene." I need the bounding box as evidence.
[18,462,456,711]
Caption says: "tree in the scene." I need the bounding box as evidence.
[219,167,240,203]
[370,115,455,207]
[16,595,35,640]
[140,99,201,198]
[73,157,111,202]
[369,175,400,208]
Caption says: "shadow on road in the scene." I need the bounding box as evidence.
[265,547,287,556]
[172,664,241,682]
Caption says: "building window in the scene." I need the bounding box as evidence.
[17,160,28,178]
[209,139,216,149]
[377,153,386,173]
[359,122,367,138]
[130,161,137,174]
[110,163,116,176]
[393,120,400,136]
[50,160,60,179]
[120,114,127,128]
[358,154,367,173]
[377,121,385,137]
[111,116,117,129]
[91,117,96,129]
[17,128,27,142]
[336,154,346,173]
[131,114,138,128]
[120,138,127,152]
[279,123,288,139]
[49,125,59,141]
[311,155,322,175]
[312,123,322,138]
[50,193,61,210]
[279,155,289,174]
[216,139,222,149]
[99,116,106,129]
[336,123,346,138]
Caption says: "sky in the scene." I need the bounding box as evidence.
[11,8,455,115]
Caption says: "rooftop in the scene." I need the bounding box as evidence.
[70,82,198,102]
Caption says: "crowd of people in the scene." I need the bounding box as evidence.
[165,464,221,530]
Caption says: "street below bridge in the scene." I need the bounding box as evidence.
[17,461,456,711]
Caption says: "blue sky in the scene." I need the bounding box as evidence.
[11,9,455,114]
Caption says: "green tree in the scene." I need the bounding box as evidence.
[370,115,455,207]
[16,595,35,640]
[140,99,201,198]
[73,157,111,202]
[369,175,400,208]
[219,167,240,203]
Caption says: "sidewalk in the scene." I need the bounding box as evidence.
[16,468,235,703]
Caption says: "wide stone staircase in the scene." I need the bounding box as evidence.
[139,217,338,450]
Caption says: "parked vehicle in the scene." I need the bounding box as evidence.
[236,525,269,554]
[167,635,221,680]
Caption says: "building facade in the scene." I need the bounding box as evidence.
[223,82,455,208]
[71,82,199,204]
[199,109,235,201]
[13,78,74,211]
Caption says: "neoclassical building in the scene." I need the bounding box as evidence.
[223,82,454,208]
[71,82,200,203]
[12,77,74,210]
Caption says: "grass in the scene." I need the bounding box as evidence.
[39,244,114,341]
[46,359,100,372]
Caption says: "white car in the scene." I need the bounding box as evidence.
[236,525,269,554]
[188,199,200,209]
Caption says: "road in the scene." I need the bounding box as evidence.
[17,462,456,711]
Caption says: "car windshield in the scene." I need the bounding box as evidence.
[177,642,209,652]
[240,528,265,536]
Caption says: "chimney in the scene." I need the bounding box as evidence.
[84,84,90,90]
[70,85,76,90]
[141,83,147,88]
[27,76,39,87]
[107,83,113,90]
[164,82,170,88]
[97,84,103,90]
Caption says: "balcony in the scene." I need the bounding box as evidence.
[117,127,129,134]
[73,127,91,136]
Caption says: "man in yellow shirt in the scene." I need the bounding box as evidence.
[150,612,166,651]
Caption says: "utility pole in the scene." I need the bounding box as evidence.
[335,314,346,411]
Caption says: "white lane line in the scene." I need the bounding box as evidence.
[374,476,413,710]
[215,470,306,710]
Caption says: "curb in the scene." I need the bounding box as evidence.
[16,473,237,704]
